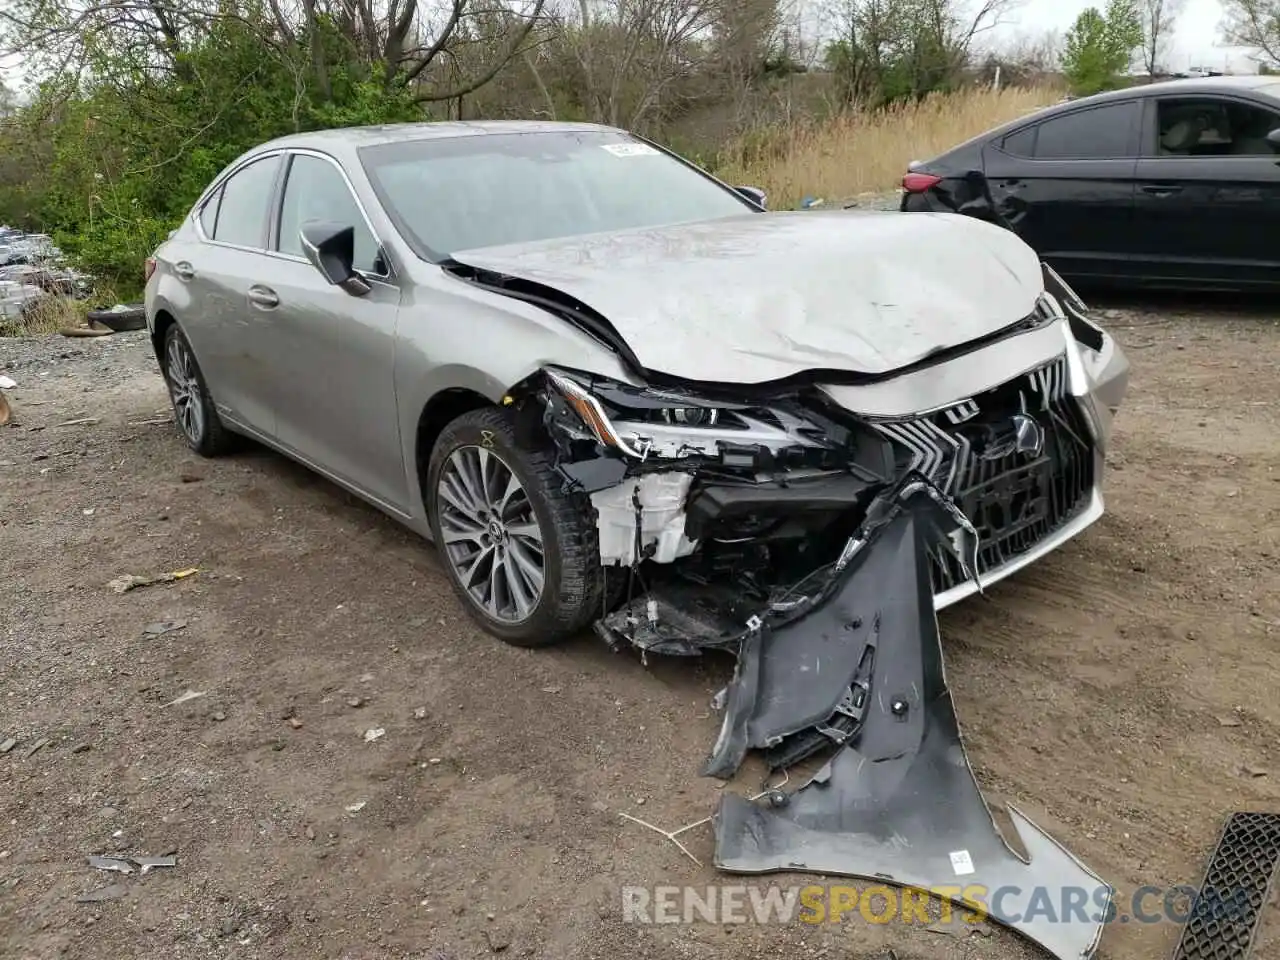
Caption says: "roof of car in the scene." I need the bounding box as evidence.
[256,120,623,152]
[1059,74,1280,108]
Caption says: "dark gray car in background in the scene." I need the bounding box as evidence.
[901,75,1280,291]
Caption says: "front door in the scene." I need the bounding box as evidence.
[256,151,409,512]
[1129,94,1280,287]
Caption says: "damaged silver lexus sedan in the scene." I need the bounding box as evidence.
[146,120,1128,649]
[149,121,1130,958]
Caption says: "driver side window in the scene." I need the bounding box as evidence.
[1155,97,1280,156]
[276,153,384,275]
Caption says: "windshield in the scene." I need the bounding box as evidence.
[359,130,756,258]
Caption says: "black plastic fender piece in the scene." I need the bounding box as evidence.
[702,473,980,780]
[712,506,1113,960]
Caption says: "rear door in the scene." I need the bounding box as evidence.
[181,153,284,436]
[1128,94,1280,287]
[981,99,1141,281]
[256,150,409,512]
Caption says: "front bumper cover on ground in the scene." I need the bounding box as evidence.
[701,476,1112,960]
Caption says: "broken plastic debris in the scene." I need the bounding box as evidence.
[0,738,16,754]
[143,619,188,636]
[363,727,386,743]
[0,376,15,390]
[132,856,177,874]
[109,568,198,593]
[88,855,133,874]
[165,689,206,707]
[77,883,128,903]
[345,801,367,813]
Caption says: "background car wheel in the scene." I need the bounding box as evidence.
[427,407,605,647]
[163,324,236,457]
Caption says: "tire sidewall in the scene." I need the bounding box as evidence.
[426,414,571,644]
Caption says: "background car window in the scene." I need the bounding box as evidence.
[1155,98,1280,156]
[199,188,221,237]
[211,156,279,248]
[277,154,383,274]
[1001,125,1037,156]
[1030,102,1138,160]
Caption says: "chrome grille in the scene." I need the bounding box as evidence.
[871,355,1094,592]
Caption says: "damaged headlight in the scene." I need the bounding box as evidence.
[541,367,829,462]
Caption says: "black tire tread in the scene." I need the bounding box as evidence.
[428,406,606,647]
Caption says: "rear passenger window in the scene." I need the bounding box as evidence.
[1030,102,1138,160]
[1001,126,1037,156]
[198,189,221,237]
[211,156,280,248]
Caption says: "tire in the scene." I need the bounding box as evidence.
[87,305,147,332]
[427,406,605,647]
[162,324,237,457]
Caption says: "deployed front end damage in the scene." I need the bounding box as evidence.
[500,299,1119,959]
[710,476,1113,960]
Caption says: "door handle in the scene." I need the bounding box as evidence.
[174,261,195,281]
[1141,184,1182,196]
[247,285,279,309]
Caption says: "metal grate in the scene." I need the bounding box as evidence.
[871,354,1095,593]
[1170,812,1280,960]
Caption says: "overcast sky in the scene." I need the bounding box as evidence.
[990,0,1255,72]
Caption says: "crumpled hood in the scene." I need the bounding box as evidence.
[452,209,1044,383]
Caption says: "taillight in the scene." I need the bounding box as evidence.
[901,172,942,193]
[144,257,156,282]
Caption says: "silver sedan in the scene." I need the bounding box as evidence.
[145,121,1129,648]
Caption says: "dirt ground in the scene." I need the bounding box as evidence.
[2,297,1280,960]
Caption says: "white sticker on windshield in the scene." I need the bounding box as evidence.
[601,142,659,157]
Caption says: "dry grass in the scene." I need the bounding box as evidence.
[716,85,1062,210]
[0,295,91,337]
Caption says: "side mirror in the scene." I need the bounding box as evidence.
[734,185,767,209]
[300,220,371,296]
[1267,128,1280,150]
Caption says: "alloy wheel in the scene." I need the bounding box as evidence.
[166,334,206,445]
[436,445,546,623]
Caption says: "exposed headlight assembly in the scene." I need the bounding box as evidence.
[541,367,825,462]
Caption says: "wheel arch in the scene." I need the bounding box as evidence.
[414,388,494,517]
[151,308,178,367]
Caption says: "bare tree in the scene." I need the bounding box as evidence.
[1221,0,1280,67]
[562,0,728,129]
[1139,0,1183,76]
[0,0,547,104]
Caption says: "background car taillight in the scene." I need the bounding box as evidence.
[144,256,156,282]
[901,172,942,193]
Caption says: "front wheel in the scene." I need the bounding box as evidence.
[427,407,605,647]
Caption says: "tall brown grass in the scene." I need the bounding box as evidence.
[716,85,1062,210]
